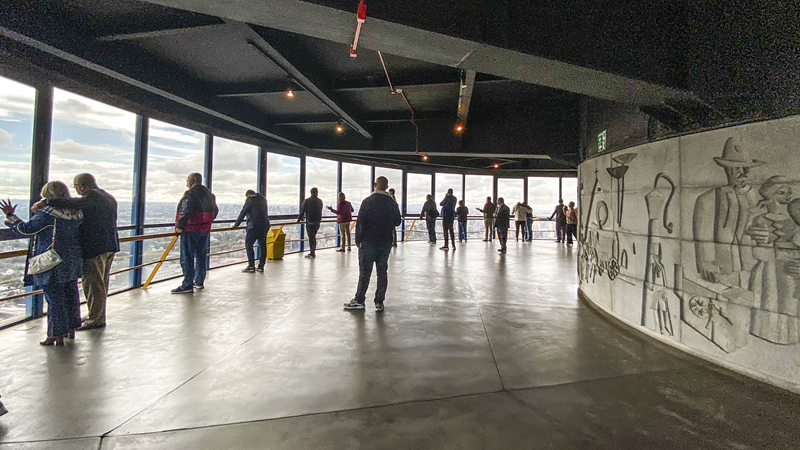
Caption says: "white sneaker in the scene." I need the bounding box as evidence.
[343,300,366,310]
[375,303,384,312]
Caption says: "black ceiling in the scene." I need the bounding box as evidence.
[1,0,796,173]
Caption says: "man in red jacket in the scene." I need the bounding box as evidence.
[172,173,218,294]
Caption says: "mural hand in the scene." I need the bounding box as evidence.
[700,269,719,284]
[785,258,800,277]
[748,225,771,245]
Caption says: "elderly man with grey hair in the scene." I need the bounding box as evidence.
[34,173,119,330]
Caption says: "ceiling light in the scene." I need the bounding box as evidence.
[493,163,500,169]
[335,120,345,134]
[454,123,464,133]
[286,88,295,98]
[422,154,429,162]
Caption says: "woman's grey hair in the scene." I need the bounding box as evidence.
[40,181,71,200]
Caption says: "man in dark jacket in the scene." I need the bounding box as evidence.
[548,199,567,243]
[420,194,438,244]
[476,197,496,242]
[456,200,469,243]
[235,190,270,273]
[495,197,511,253]
[439,188,457,251]
[172,173,218,294]
[344,176,402,312]
[35,173,119,329]
[298,187,323,259]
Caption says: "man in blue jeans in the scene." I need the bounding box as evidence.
[456,200,469,242]
[172,173,218,294]
[298,187,323,259]
[420,194,438,244]
[344,176,402,312]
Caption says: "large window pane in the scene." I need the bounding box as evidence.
[435,173,462,203]
[267,153,300,216]
[0,77,36,224]
[212,137,258,220]
[306,157,338,217]
[406,173,431,216]
[341,163,371,214]
[528,177,560,219]
[497,178,524,207]
[146,120,205,224]
[464,175,493,208]
[375,167,402,208]
[561,177,578,205]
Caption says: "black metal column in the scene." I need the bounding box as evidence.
[26,85,53,317]
[523,177,529,204]
[257,146,267,196]
[431,174,436,201]
[129,115,148,288]
[336,161,342,248]
[461,174,466,205]
[492,176,499,203]
[401,169,408,241]
[370,166,376,190]
[299,155,306,252]
[203,134,213,189]
[559,176,563,201]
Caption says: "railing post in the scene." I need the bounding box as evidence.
[26,84,53,318]
[129,115,148,288]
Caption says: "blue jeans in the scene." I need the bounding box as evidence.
[525,218,534,241]
[426,218,436,243]
[458,221,467,241]
[354,245,392,305]
[565,224,577,245]
[180,232,209,288]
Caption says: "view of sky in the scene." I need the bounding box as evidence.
[0,77,36,212]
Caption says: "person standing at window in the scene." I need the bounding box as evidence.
[172,173,218,294]
[565,201,578,246]
[328,192,354,252]
[439,188,457,251]
[235,189,270,272]
[34,173,119,330]
[298,187,323,259]
[2,182,83,345]
[548,199,567,243]
[523,201,535,241]
[495,197,511,253]
[456,200,469,243]
[476,197,496,242]
[511,202,531,241]
[420,194,438,244]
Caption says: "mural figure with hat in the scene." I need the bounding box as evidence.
[693,137,769,289]
[749,175,800,344]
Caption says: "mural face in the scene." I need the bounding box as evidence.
[578,116,800,388]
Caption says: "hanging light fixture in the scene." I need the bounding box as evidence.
[454,123,464,134]
[335,120,345,134]
[285,77,295,98]
[493,162,500,169]
[422,154,429,162]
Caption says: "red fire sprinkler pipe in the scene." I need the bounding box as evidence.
[350,0,367,58]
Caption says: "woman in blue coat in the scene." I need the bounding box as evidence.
[1,181,84,346]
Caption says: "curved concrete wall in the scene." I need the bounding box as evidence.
[577,115,800,392]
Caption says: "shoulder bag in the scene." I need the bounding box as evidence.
[27,219,62,275]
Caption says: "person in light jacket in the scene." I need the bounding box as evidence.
[2,182,83,346]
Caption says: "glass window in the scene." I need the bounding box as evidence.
[306,157,338,217]
[528,177,560,219]
[406,173,432,217]
[341,163,371,214]
[435,173,462,203]
[561,177,578,205]
[212,136,258,221]
[0,77,35,224]
[464,175,493,209]
[145,119,205,224]
[375,167,402,209]
[267,153,300,216]
[497,178,524,207]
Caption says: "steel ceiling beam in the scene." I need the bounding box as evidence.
[456,70,476,126]
[96,23,228,42]
[313,149,552,159]
[222,20,373,140]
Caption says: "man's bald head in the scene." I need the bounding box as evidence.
[375,176,389,191]
[73,173,97,189]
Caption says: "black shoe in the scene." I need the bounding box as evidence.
[242,266,255,273]
[256,267,264,272]
[171,286,193,294]
[344,299,366,310]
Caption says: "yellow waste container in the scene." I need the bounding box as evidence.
[266,228,286,260]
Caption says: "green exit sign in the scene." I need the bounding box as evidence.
[597,130,607,152]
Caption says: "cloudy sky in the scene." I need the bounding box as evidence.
[0,75,574,224]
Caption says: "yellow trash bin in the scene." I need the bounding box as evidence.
[266,228,286,260]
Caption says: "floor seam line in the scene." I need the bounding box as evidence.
[99,289,323,438]
[465,267,506,391]
[503,366,691,393]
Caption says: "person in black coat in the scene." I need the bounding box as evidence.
[494,197,511,253]
[344,176,402,312]
[235,190,270,272]
[420,194,438,244]
[298,187,324,259]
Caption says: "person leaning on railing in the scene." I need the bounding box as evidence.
[298,187,323,259]
[235,189,269,273]
[1,182,84,346]
[476,197,496,242]
[420,194,438,244]
[327,192,354,252]
[171,173,218,294]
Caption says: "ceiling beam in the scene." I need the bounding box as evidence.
[456,70,476,126]
[222,20,373,140]
[96,23,228,42]
[137,0,695,105]
[0,26,306,148]
[312,149,552,159]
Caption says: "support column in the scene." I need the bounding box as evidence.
[336,161,342,248]
[461,174,466,205]
[299,155,306,252]
[492,176,499,203]
[26,85,53,318]
[257,146,267,196]
[370,166,376,190]
[431,173,436,201]
[129,115,148,288]
[203,134,213,189]
[559,176,563,201]
[401,169,408,241]
[523,177,529,204]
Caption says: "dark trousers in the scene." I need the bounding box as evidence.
[565,224,577,244]
[442,218,455,247]
[180,232,209,288]
[354,245,392,305]
[245,228,267,268]
[556,221,566,242]
[525,218,534,241]
[515,220,525,240]
[458,221,467,241]
[426,218,436,243]
[497,227,509,250]
[42,281,81,337]
[306,222,320,256]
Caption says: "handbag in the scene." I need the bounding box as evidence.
[27,220,62,275]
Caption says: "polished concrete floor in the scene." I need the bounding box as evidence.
[1,240,799,449]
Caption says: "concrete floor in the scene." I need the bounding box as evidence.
[0,241,798,449]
